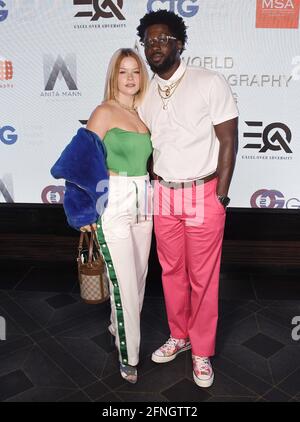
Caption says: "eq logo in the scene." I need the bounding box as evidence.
[0,59,13,80]
[73,0,125,20]
[41,186,65,204]
[243,121,292,153]
[147,0,200,17]
[44,54,78,91]
[0,126,17,145]
[0,1,8,22]
[251,189,285,208]
[250,189,300,209]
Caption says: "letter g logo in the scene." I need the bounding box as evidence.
[147,0,199,18]
[0,1,8,22]
[0,126,18,145]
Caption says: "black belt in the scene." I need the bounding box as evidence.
[157,172,217,189]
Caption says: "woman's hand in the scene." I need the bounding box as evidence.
[80,223,97,232]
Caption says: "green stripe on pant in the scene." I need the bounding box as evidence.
[96,220,129,365]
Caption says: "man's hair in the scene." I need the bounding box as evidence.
[137,10,188,52]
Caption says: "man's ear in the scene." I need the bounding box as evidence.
[177,40,183,54]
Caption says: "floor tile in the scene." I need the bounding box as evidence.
[92,331,115,354]
[269,344,300,384]
[162,378,211,402]
[242,333,284,358]
[6,386,75,402]
[22,346,77,389]
[207,396,257,402]
[96,392,122,402]
[213,355,272,396]
[58,390,91,402]
[219,343,273,385]
[216,315,259,351]
[55,335,109,378]
[37,337,98,388]
[0,335,34,358]
[117,392,169,402]
[83,380,110,401]
[0,300,43,334]
[0,346,33,377]
[46,294,78,309]
[0,370,33,401]
[277,368,300,396]
[262,387,292,402]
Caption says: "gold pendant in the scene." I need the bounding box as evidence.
[165,88,171,97]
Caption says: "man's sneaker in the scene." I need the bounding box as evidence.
[151,337,191,363]
[192,355,214,388]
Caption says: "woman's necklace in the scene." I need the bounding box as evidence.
[157,70,186,110]
[114,98,137,114]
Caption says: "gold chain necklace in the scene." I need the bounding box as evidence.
[114,98,137,113]
[157,71,186,110]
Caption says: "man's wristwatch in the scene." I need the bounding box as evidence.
[217,195,230,208]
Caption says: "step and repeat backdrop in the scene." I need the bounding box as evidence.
[0,0,299,208]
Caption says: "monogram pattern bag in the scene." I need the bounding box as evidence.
[77,227,110,304]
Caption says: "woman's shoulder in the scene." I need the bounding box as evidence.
[87,101,115,139]
[90,101,115,119]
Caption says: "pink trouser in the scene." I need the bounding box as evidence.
[153,177,226,357]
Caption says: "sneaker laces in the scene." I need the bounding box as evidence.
[161,337,180,352]
[193,356,211,374]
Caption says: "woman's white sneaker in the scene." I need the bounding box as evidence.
[151,337,191,363]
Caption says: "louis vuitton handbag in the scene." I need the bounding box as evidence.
[77,227,110,304]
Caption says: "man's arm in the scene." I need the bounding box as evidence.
[214,117,238,197]
[147,154,156,180]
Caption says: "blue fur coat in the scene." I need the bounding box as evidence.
[50,128,109,230]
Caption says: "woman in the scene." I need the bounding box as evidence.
[81,49,153,384]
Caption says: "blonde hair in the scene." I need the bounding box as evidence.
[103,48,149,106]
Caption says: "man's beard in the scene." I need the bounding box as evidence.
[147,50,178,74]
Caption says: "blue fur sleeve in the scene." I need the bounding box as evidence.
[50,128,109,230]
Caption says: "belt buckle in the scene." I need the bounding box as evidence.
[195,178,203,187]
[159,179,195,189]
[168,181,178,189]
[158,179,176,189]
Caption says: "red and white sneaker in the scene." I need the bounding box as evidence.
[192,355,214,388]
[151,336,191,363]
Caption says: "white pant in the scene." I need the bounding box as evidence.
[97,174,153,366]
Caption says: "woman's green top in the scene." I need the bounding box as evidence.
[103,127,152,176]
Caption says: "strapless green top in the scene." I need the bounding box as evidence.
[103,127,152,176]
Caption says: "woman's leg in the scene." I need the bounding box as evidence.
[97,175,152,367]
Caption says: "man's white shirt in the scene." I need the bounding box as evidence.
[138,60,238,182]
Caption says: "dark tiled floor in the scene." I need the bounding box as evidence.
[0,262,300,402]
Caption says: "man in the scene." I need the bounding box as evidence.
[137,10,238,388]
